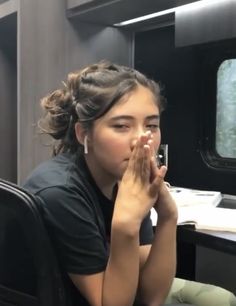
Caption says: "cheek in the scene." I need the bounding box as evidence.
[110,138,130,156]
[93,132,128,155]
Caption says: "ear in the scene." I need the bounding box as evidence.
[74,122,87,146]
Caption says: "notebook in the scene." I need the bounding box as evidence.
[151,206,236,232]
[177,206,236,232]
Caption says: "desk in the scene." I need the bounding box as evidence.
[178,226,236,255]
[176,195,236,280]
[176,226,236,280]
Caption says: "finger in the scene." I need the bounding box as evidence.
[149,165,167,197]
[150,149,157,182]
[142,144,151,182]
[132,139,150,182]
[147,135,155,158]
[147,137,160,170]
[127,136,141,168]
[126,134,148,178]
[157,165,167,179]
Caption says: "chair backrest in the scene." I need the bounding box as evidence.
[0,179,67,306]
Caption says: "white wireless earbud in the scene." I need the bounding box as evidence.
[84,135,88,154]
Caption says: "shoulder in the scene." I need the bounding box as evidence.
[23,152,102,220]
[23,152,87,194]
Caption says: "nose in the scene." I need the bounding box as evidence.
[130,127,151,148]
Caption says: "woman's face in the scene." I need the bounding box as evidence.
[87,85,161,182]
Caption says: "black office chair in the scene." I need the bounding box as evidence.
[0,179,67,306]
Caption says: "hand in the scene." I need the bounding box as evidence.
[115,132,161,223]
[154,180,178,222]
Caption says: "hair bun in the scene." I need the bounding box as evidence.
[39,88,74,139]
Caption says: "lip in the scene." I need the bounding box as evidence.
[123,159,130,163]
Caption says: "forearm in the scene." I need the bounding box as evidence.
[139,218,177,306]
[102,218,141,306]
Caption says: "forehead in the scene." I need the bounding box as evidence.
[105,85,159,118]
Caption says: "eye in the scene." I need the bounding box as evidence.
[112,124,130,131]
[146,124,159,132]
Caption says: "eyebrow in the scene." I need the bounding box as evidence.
[109,115,160,121]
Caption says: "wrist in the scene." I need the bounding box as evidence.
[157,214,178,225]
[111,212,141,238]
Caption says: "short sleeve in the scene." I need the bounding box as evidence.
[38,185,108,275]
[139,212,154,245]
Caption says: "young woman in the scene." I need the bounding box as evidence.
[24,61,236,306]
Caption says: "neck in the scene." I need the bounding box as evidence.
[84,156,117,200]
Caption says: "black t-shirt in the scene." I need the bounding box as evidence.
[23,152,154,305]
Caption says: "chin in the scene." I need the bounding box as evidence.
[117,169,127,180]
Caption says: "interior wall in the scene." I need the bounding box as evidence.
[65,20,133,73]
[0,50,17,182]
[0,14,17,182]
[18,0,68,183]
[17,0,133,183]
[135,25,236,195]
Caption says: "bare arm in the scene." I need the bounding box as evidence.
[70,219,141,306]
[138,173,178,306]
[138,219,177,306]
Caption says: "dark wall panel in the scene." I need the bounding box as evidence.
[135,25,236,194]
[0,13,17,182]
[176,0,236,47]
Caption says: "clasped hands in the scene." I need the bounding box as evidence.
[117,131,177,223]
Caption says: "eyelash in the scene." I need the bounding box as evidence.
[146,125,159,131]
[112,124,159,131]
[113,124,129,129]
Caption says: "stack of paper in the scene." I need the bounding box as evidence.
[169,186,222,208]
[150,186,236,232]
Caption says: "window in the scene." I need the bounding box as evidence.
[216,59,236,158]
